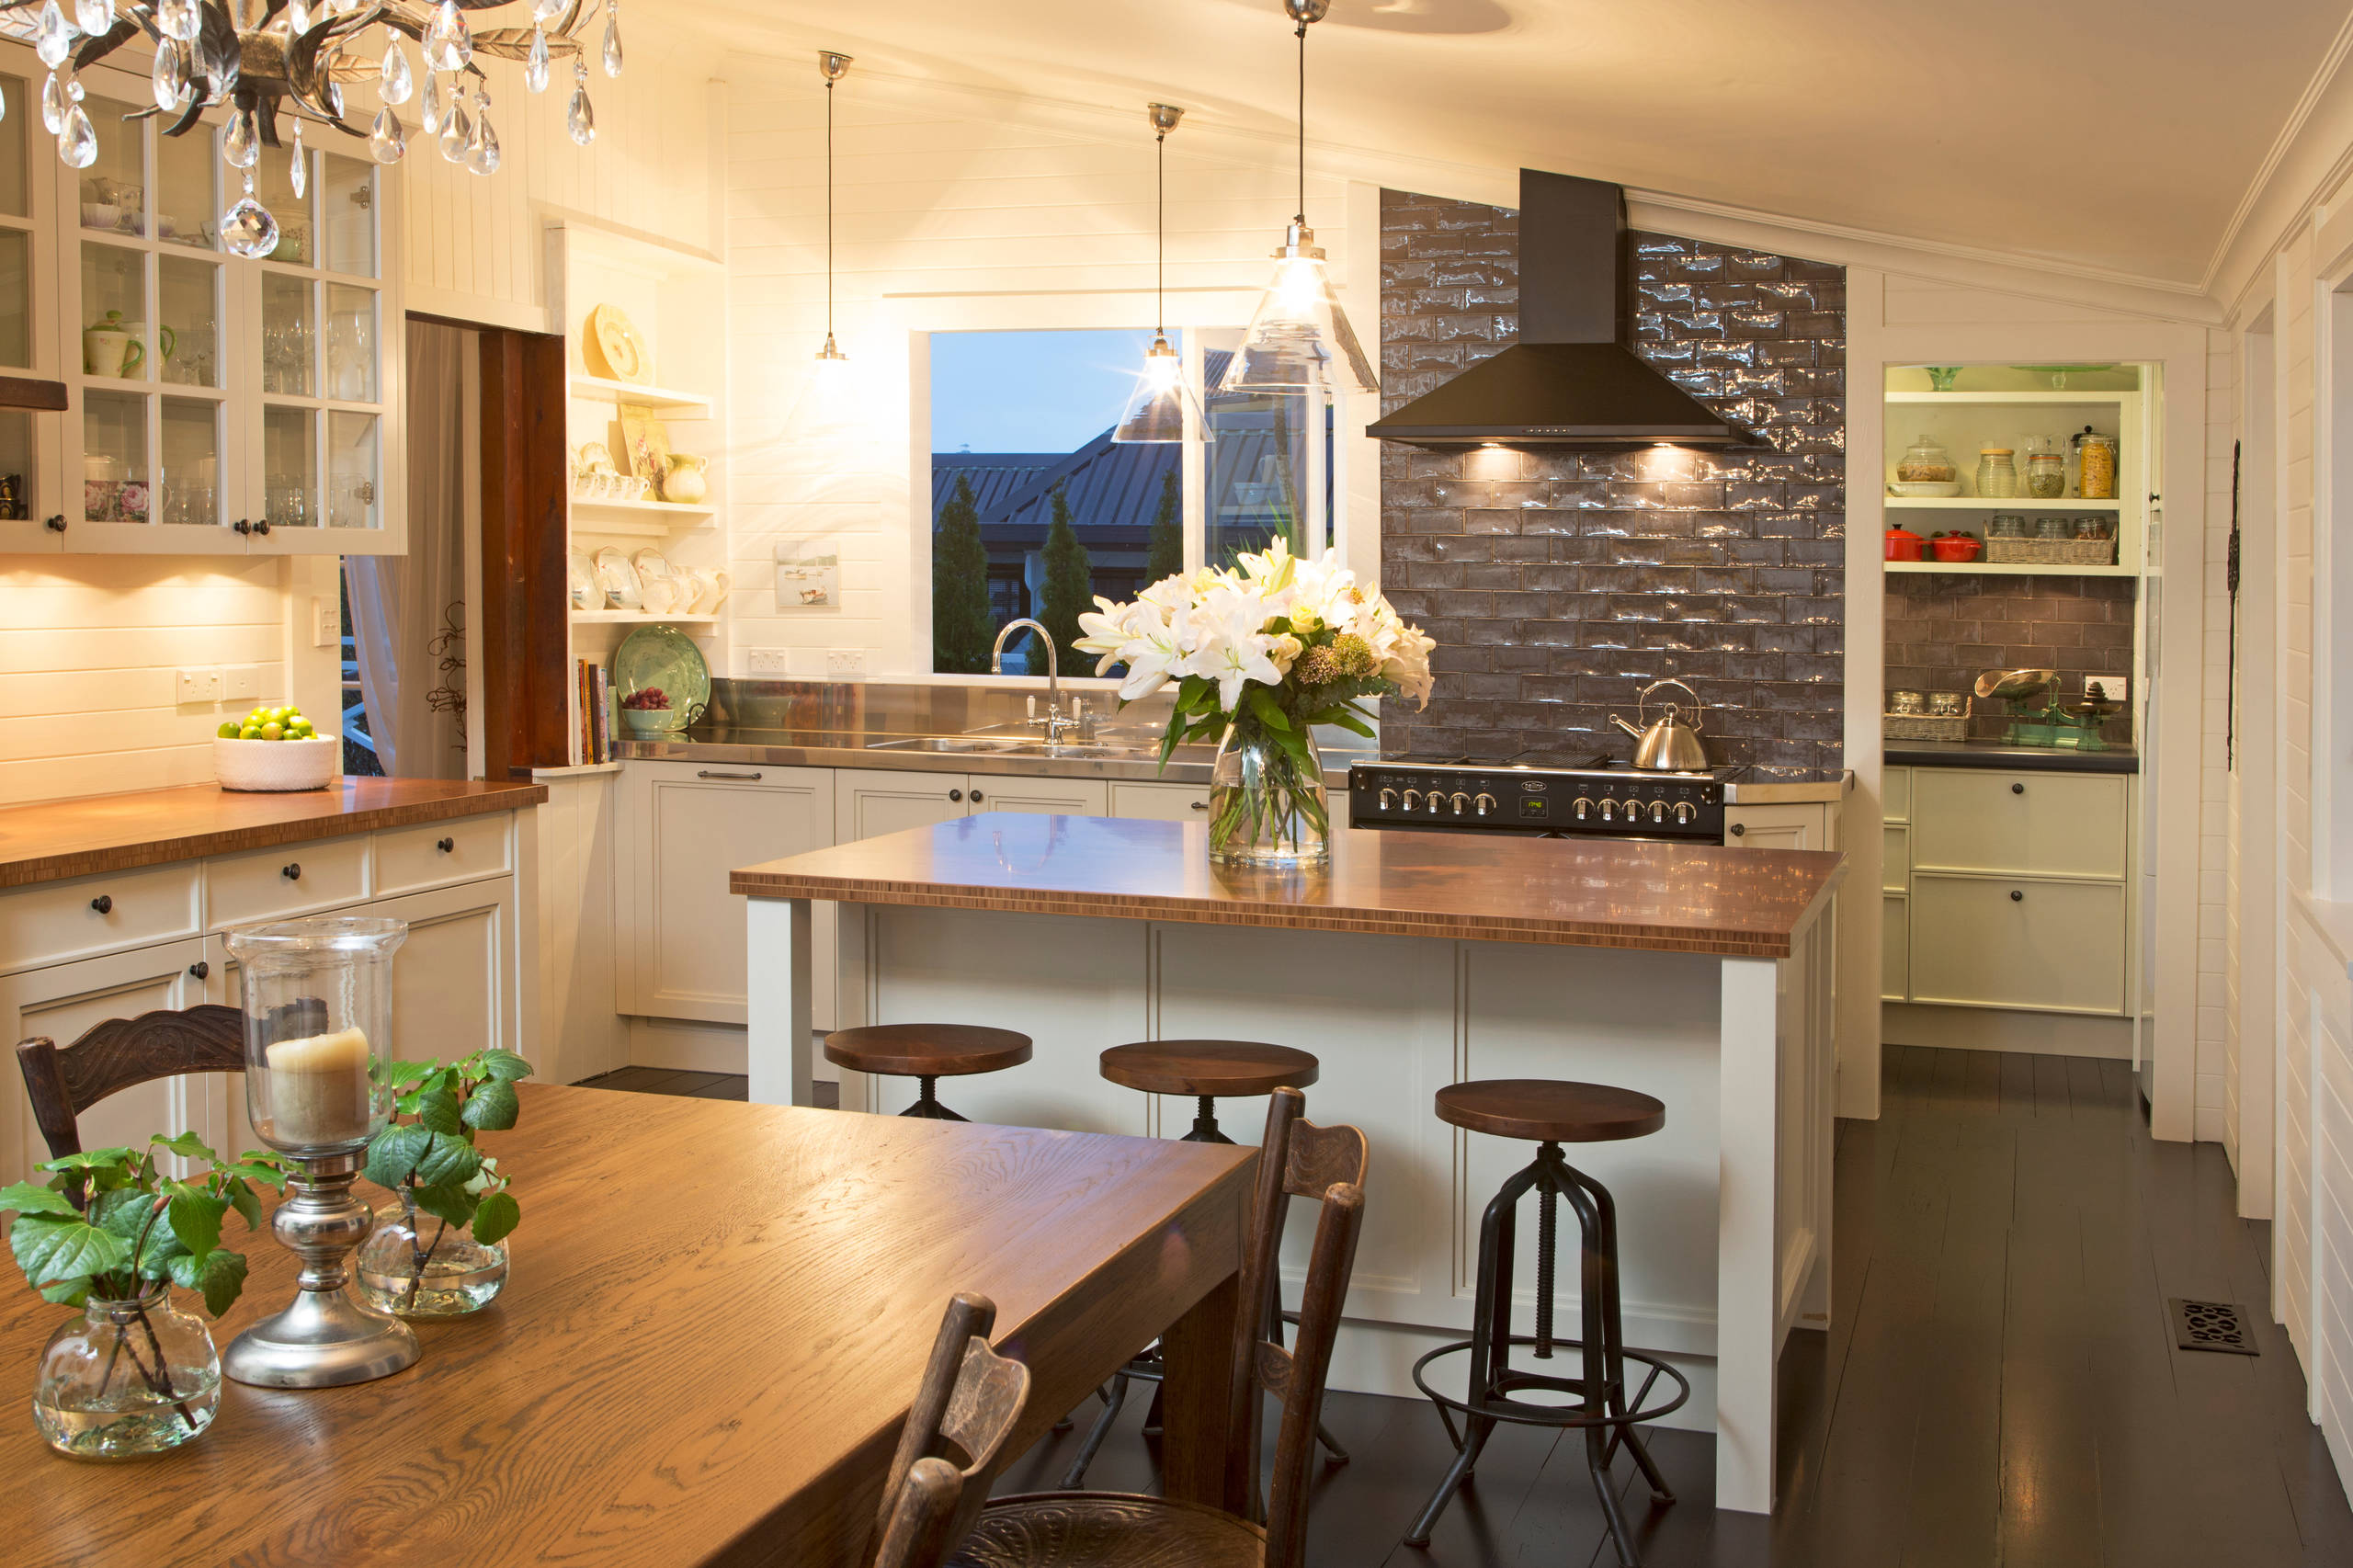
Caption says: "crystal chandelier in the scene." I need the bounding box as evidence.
[0,0,623,259]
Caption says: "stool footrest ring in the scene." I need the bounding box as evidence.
[1409,1335,1691,1431]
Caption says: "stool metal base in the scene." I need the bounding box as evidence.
[1402,1142,1688,1568]
[899,1074,968,1121]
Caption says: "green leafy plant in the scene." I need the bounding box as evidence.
[363,1049,531,1311]
[2,1136,288,1432]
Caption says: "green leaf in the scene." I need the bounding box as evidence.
[470,1189,520,1245]
[412,1131,483,1190]
[460,1079,519,1132]
[10,1214,130,1286]
[169,1247,248,1317]
[411,1182,479,1231]
[362,1124,433,1190]
[1245,689,1290,732]
[39,1145,135,1173]
[90,1187,160,1243]
[38,1276,89,1308]
[166,1190,226,1262]
[223,1176,263,1233]
[383,1058,440,1090]
[149,1131,220,1163]
[228,1157,288,1190]
[477,1050,534,1084]
[414,1088,464,1135]
[0,1182,74,1218]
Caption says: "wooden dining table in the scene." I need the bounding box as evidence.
[0,1085,1257,1567]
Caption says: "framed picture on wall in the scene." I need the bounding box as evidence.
[774,536,841,610]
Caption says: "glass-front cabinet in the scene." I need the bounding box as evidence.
[3,40,401,554]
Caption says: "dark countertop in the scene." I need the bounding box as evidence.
[1885,740,2138,775]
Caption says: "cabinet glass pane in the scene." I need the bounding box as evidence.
[264,405,314,528]
[80,243,149,381]
[158,256,220,388]
[256,153,313,267]
[0,410,31,519]
[321,155,375,278]
[78,96,146,238]
[261,272,313,395]
[0,229,28,368]
[0,74,27,218]
[160,398,220,528]
[83,389,148,521]
[324,283,376,402]
[154,126,219,252]
[327,412,378,530]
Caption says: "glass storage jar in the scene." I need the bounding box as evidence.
[2023,436,2067,497]
[1975,447,2019,498]
[1894,434,1956,483]
[1988,513,2029,539]
[2075,430,2119,499]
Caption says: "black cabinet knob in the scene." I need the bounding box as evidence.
[253,519,271,535]
[42,514,64,532]
[948,789,962,802]
[89,894,113,915]
[1728,823,1746,837]
[188,961,209,981]
[969,789,984,803]
[233,518,251,535]
[282,862,301,881]
[437,837,455,853]
[2011,782,2025,794]
[2011,890,2024,902]
[1190,801,1209,812]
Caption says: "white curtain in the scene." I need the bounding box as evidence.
[347,320,470,778]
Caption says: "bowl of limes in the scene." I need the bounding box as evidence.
[214,705,337,792]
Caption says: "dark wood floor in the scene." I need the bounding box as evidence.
[584,1046,2353,1565]
[574,1065,838,1108]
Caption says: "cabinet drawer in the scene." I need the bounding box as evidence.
[1883,767,1910,824]
[971,778,1108,815]
[1109,781,1212,821]
[1882,825,1909,891]
[1881,894,1908,1001]
[206,836,369,928]
[376,813,511,898]
[0,864,202,975]
[1908,874,2126,1015]
[1910,769,2126,880]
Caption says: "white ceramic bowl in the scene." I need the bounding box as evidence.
[215,735,339,792]
[1887,480,1962,498]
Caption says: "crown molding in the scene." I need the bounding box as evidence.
[2205,9,2353,320]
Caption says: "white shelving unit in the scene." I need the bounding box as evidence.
[567,375,713,415]
[572,610,720,625]
[1884,561,2138,578]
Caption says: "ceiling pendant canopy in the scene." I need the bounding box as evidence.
[1219,0,1375,398]
[1113,102,1206,445]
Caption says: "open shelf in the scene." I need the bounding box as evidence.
[1884,561,2137,577]
[568,375,714,415]
[570,610,720,625]
[1885,496,2125,511]
[1886,391,2132,406]
[569,497,717,539]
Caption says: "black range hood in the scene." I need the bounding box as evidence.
[1366,169,1754,450]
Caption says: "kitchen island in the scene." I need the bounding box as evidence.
[734,813,1844,1515]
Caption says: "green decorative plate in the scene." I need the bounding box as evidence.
[611,624,710,736]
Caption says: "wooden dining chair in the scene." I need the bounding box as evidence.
[945,1089,1370,1568]
[15,1005,246,1199]
[869,1292,1034,1568]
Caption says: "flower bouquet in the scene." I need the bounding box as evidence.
[1076,540,1434,867]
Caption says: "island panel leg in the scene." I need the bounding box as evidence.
[745,894,814,1108]
[1715,954,1781,1515]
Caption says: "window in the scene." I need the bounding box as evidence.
[927,327,1336,676]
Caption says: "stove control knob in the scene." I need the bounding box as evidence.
[1598,799,1616,823]
[1574,797,1594,821]
[1427,790,1445,813]
[1650,801,1667,825]
[1474,792,1497,817]
[1675,801,1697,824]
[1379,788,1398,811]
[1401,789,1423,812]
[1449,791,1471,815]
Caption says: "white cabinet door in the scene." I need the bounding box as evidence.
[0,937,229,1185]
[835,768,972,841]
[1881,894,1909,1002]
[366,878,522,1063]
[620,762,835,1028]
[1908,873,2127,1015]
[1109,780,1212,821]
[971,777,1108,815]
[1723,802,1828,851]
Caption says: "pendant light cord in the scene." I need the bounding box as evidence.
[1155,123,1167,337]
[1294,15,1307,226]
[824,74,835,342]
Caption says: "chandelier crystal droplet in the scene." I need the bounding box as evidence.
[223,106,257,168]
[425,0,472,73]
[40,70,65,135]
[151,39,188,112]
[156,0,199,42]
[438,94,472,164]
[73,0,110,40]
[35,2,72,70]
[369,108,406,165]
[379,29,414,104]
[567,55,594,145]
[222,173,278,259]
[419,69,444,135]
[58,99,95,167]
[525,26,549,93]
[290,121,307,199]
[601,1,623,76]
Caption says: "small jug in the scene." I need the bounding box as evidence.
[661,453,709,505]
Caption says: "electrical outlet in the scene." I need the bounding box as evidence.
[825,650,867,679]
[745,649,791,676]
[225,665,259,700]
[176,667,223,704]
[312,597,338,648]
[2085,675,2128,706]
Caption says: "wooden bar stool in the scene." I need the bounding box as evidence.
[823,1024,1031,1121]
[1403,1079,1690,1568]
[1058,1040,1333,1489]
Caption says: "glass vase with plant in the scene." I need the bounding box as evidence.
[1074,539,1435,867]
[4,1135,287,1457]
[355,1049,531,1318]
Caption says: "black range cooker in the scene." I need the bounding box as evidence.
[1347,757,1744,844]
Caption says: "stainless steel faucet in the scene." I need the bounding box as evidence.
[990,619,1089,744]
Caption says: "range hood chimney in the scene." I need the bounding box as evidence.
[1366,170,1754,450]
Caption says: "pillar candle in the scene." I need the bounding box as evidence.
[266,1027,374,1147]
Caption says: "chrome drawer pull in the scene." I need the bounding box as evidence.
[697,770,764,781]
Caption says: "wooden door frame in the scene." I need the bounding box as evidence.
[468,322,569,779]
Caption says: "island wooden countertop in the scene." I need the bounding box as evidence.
[0,777,548,889]
[733,812,1845,960]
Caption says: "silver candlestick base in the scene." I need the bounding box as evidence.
[223,1149,419,1388]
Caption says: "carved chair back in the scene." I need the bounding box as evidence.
[870,1291,1033,1568]
[15,1005,246,1197]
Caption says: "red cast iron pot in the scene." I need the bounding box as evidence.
[1884,528,1927,562]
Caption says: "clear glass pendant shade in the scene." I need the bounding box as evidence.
[1219,224,1376,396]
[1112,336,1205,445]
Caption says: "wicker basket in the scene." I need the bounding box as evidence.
[1883,711,1968,742]
[1984,537,2117,566]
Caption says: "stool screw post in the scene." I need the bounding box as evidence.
[1536,1142,1561,1359]
[1190,1095,1219,1141]
[916,1075,940,1113]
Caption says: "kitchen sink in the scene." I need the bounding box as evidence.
[865,736,1034,754]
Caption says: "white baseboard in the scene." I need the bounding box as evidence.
[624,1016,748,1074]
[1883,1002,2134,1059]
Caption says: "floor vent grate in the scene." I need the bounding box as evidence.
[2170,1298,2260,1356]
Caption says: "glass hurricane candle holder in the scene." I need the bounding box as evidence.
[220,916,420,1389]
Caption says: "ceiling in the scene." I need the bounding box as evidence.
[669,0,2353,296]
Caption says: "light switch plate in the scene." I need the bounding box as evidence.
[745,649,791,676]
[825,650,867,679]
[176,667,222,704]
[225,665,259,699]
[312,597,338,648]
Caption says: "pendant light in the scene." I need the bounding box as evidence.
[1113,104,1208,445]
[813,51,852,378]
[1219,0,1376,397]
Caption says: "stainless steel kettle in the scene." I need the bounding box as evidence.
[1610,678,1711,772]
